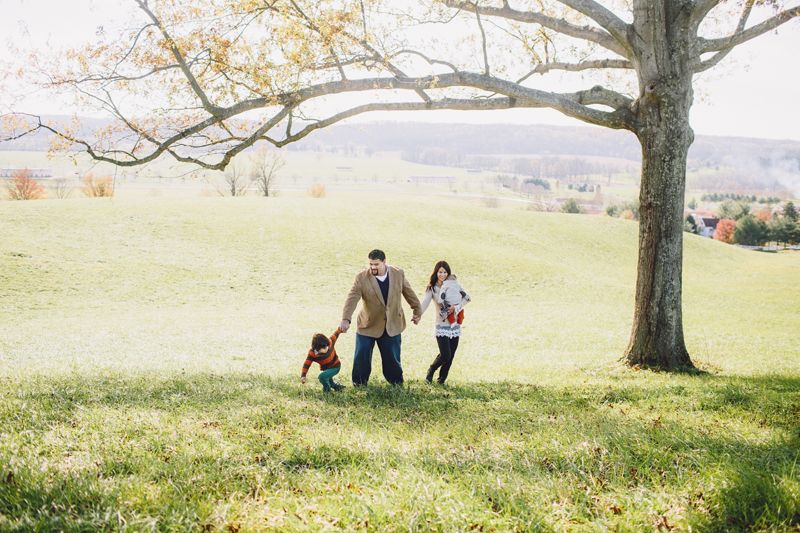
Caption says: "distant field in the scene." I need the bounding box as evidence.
[1,149,646,205]
[0,149,496,186]
[6,149,791,211]
[1,194,798,530]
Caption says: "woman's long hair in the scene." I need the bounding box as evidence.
[427,260,451,291]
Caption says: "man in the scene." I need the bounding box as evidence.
[340,249,422,385]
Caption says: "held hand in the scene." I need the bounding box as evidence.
[447,305,457,314]
[300,376,307,385]
[411,315,420,325]
[339,320,350,333]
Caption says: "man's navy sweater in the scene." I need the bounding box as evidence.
[376,275,389,304]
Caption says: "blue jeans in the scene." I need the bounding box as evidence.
[352,331,403,385]
[318,365,342,391]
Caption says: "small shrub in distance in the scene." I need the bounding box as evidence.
[606,200,640,220]
[481,196,499,208]
[250,147,284,197]
[714,219,736,244]
[83,174,114,197]
[51,178,73,199]
[769,217,800,247]
[783,201,798,222]
[753,208,772,222]
[717,200,750,221]
[560,198,583,214]
[6,169,46,200]
[522,177,550,190]
[308,183,326,198]
[734,215,769,246]
[527,200,559,212]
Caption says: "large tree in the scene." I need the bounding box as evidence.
[3,0,798,369]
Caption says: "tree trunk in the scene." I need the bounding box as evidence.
[625,1,695,369]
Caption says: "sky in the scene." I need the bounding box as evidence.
[1,0,799,141]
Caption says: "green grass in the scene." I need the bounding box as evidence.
[1,194,798,531]
[1,375,798,531]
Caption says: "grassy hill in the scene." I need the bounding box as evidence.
[1,194,798,530]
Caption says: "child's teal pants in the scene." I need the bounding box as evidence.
[318,365,342,391]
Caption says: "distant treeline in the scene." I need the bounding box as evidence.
[288,122,800,169]
[700,193,783,203]
[689,172,792,197]
[4,118,799,195]
[400,148,638,179]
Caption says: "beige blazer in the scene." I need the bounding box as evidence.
[342,265,422,338]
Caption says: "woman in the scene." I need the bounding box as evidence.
[419,260,471,384]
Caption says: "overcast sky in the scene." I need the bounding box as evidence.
[1,0,799,141]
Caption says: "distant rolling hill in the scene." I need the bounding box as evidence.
[2,116,799,193]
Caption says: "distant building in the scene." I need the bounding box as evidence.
[693,214,719,238]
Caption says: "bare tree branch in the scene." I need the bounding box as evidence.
[286,0,432,103]
[516,58,632,84]
[286,71,635,128]
[472,2,491,75]
[0,113,42,142]
[690,0,725,27]
[272,98,520,147]
[567,85,633,109]
[393,50,460,73]
[693,0,755,72]
[107,22,158,80]
[555,0,631,48]
[442,0,629,58]
[6,65,635,171]
[163,107,293,169]
[135,0,224,116]
[698,5,800,53]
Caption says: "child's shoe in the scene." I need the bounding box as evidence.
[446,309,465,324]
[332,383,345,391]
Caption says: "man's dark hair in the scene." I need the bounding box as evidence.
[368,249,386,261]
[311,334,330,352]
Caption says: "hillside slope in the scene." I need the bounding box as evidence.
[1,194,798,380]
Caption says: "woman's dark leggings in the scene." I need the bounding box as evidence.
[427,336,460,384]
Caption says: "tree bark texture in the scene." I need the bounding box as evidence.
[625,1,695,369]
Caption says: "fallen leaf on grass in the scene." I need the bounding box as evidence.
[654,515,674,531]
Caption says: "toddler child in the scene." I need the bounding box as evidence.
[301,327,345,392]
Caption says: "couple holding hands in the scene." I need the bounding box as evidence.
[301,249,471,392]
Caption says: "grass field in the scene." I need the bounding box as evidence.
[1,194,798,530]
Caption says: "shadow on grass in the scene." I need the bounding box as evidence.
[0,372,798,530]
